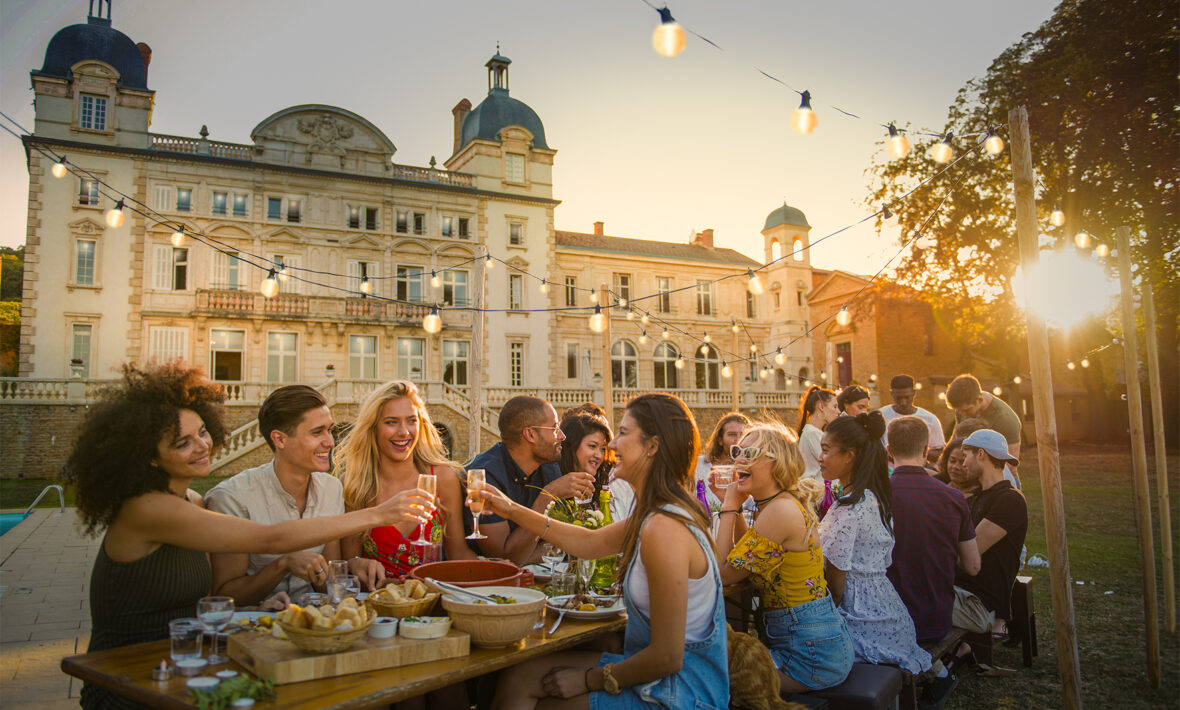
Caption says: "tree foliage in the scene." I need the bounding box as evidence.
[1,247,22,302]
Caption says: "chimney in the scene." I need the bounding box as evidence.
[593,221,604,236]
[451,99,472,155]
[137,42,152,83]
[691,229,714,248]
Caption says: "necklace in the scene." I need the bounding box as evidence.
[754,490,785,509]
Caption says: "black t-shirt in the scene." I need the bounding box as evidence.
[954,480,1027,618]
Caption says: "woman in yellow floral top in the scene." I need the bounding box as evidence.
[715,423,854,692]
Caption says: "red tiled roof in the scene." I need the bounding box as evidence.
[555,230,760,267]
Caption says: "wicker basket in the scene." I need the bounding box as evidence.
[278,608,376,654]
[365,591,439,619]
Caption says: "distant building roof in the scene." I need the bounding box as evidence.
[764,201,810,230]
[36,14,147,90]
[556,230,759,267]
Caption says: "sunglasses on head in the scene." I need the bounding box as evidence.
[731,444,776,461]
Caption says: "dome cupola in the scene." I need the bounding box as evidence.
[36,0,147,90]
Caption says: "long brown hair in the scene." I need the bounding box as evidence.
[617,393,711,579]
[558,413,616,496]
[704,412,751,464]
[797,385,835,435]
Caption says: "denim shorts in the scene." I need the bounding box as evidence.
[762,595,854,690]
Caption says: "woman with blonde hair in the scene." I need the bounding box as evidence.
[336,380,475,584]
[715,422,853,693]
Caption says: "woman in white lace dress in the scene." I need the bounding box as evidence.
[818,412,932,675]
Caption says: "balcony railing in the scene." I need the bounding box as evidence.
[193,290,443,326]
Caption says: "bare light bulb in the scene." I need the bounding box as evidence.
[915,234,933,250]
[790,90,817,135]
[885,124,911,159]
[641,313,650,325]
[836,356,845,364]
[835,307,852,326]
[1074,231,1091,249]
[422,306,442,334]
[731,321,740,334]
[760,368,770,380]
[992,386,1003,396]
[52,158,68,179]
[721,362,732,378]
[1081,358,1090,368]
[651,7,687,58]
[928,132,954,163]
[359,276,372,294]
[703,333,711,343]
[1013,375,1022,384]
[485,254,495,269]
[430,271,441,289]
[626,309,635,321]
[276,265,290,283]
[1049,204,1066,227]
[589,305,606,333]
[674,356,685,370]
[913,381,922,390]
[539,279,550,294]
[105,199,126,228]
[1094,243,1110,258]
[618,297,628,308]
[170,226,186,247]
[938,392,947,401]
[749,344,758,353]
[774,348,785,365]
[1066,360,1076,370]
[639,331,649,345]
[984,131,1005,155]
[699,343,709,355]
[260,269,279,298]
[662,328,670,339]
[747,269,765,295]
[869,373,878,383]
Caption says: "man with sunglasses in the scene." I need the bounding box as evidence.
[465,395,595,565]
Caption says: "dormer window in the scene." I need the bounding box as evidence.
[79,94,107,131]
[505,153,525,183]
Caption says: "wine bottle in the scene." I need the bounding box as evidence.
[590,489,616,591]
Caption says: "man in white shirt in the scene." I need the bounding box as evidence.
[879,374,946,461]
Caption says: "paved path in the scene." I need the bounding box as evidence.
[1,507,100,708]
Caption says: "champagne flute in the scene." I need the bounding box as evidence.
[413,474,437,547]
[466,469,487,540]
[575,558,597,595]
[196,596,234,665]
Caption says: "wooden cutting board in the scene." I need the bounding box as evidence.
[228,629,470,684]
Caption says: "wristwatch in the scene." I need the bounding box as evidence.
[601,663,621,695]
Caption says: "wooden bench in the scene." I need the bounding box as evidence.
[961,575,1037,669]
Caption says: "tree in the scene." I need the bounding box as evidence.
[865,0,1178,441]
[1,246,22,302]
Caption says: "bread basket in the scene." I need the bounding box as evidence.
[278,607,376,654]
[365,591,439,619]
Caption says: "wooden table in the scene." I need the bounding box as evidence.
[61,614,625,709]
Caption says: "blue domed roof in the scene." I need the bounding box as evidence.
[460,88,548,150]
[37,16,147,90]
[763,201,810,230]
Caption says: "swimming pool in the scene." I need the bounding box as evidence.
[0,512,31,536]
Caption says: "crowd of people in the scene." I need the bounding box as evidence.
[68,363,1029,710]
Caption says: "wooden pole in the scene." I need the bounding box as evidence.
[1142,281,1176,636]
[1115,224,1162,685]
[730,326,740,411]
[468,253,486,457]
[1008,107,1084,709]
[599,284,614,431]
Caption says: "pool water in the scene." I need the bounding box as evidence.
[0,512,31,536]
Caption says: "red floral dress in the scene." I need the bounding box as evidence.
[362,509,443,577]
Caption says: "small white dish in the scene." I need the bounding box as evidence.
[230,699,255,707]
[368,616,399,638]
[399,616,452,639]
[185,676,219,691]
[174,658,207,676]
[214,670,238,680]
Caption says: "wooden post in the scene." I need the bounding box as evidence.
[468,254,486,457]
[1115,224,1162,685]
[730,327,740,411]
[599,284,614,431]
[1142,281,1176,636]
[1008,107,1084,709]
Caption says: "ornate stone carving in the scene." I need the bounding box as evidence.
[296,114,354,165]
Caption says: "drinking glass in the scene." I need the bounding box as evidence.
[466,469,488,540]
[573,471,593,506]
[328,575,359,605]
[196,596,234,665]
[297,592,328,607]
[575,558,597,595]
[547,572,576,597]
[413,474,438,547]
[328,560,349,579]
[541,542,565,573]
[712,464,734,490]
[168,618,203,662]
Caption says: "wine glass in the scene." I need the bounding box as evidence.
[541,542,565,574]
[466,469,487,540]
[413,474,437,547]
[196,596,234,665]
[575,558,597,595]
[573,471,593,506]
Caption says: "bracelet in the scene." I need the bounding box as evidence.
[540,516,551,541]
[584,667,593,693]
[718,509,741,516]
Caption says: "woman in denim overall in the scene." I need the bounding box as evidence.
[480,393,730,710]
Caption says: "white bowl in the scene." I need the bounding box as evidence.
[368,616,399,638]
[399,616,452,640]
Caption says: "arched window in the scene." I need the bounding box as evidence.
[611,340,638,388]
[771,239,783,262]
[798,367,809,384]
[775,368,787,391]
[696,344,721,390]
[653,342,680,389]
[792,238,804,261]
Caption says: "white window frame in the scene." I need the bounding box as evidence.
[696,343,721,390]
[509,221,524,246]
[397,337,426,380]
[79,178,100,207]
[508,274,524,310]
[212,191,228,216]
[71,323,93,378]
[266,331,299,383]
[211,250,243,290]
[564,276,577,307]
[152,244,189,291]
[149,326,189,364]
[653,342,680,389]
[566,342,579,380]
[78,94,107,131]
[348,260,380,297]
[505,153,525,183]
[611,340,639,388]
[656,277,673,313]
[396,264,423,302]
[209,328,246,382]
[176,187,193,213]
[509,342,525,386]
[613,273,632,303]
[348,334,378,380]
[271,254,303,295]
[75,238,97,286]
[440,216,454,238]
[442,339,470,386]
[696,280,715,316]
[442,269,469,307]
[412,212,426,235]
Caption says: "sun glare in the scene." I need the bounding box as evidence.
[1011,250,1119,330]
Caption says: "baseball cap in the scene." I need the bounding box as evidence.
[962,429,1018,465]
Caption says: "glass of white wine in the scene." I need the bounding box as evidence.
[466,469,487,540]
[413,474,437,547]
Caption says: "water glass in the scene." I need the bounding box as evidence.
[547,572,576,597]
[196,596,234,665]
[169,618,203,662]
[328,574,359,605]
[573,471,594,506]
[328,560,349,579]
[712,465,734,490]
[297,592,329,607]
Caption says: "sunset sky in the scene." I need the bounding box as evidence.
[0,0,1058,276]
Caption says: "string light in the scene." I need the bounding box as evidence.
[170,225,186,247]
[749,343,758,353]
[260,269,279,298]
[1049,204,1066,227]
[836,307,852,326]
[747,269,765,295]
[790,90,818,135]
[774,347,785,365]
[430,271,441,288]
[589,291,599,304]
[52,157,68,178]
[638,330,649,345]
[276,264,290,282]
[651,7,686,58]
[674,355,685,370]
[539,279,550,293]
[485,253,495,269]
[820,372,827,381]
[836,355,845,364]
[662,327,670,339]
[422,305,442,334]
[625,308,635,321]
[589,305,606,334]
[703,333,712,343]
[869,373,877,383]
[731,320,740,334]
[1066,360,1076,370]
[1081,358,1090,368]
[1013,375,1022,384]
[359,275,372,294]
[105,199,126,228]
[760,367,770,379]
[699,343,710,355]
[1073,232,1091,249]
[992,385,1003,395]
[640,313,650,325]
[938,391,947,401]
[913,381,922,390]
[914,233,933,249]
[721,362,732,378]
[886,124,911,159]
[1094,243,1110,258]
[928,132,954,164]
[983,130,1004,155]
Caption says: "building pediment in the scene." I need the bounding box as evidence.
[68,217,106,235]
[437,244,476,258]
[206,222,253,239]
[505,255,529,270]
[265,226,307,244]
[391,238,431,255]
[250,105,396,175]
[807,269,869,304]
[341,233,385,249]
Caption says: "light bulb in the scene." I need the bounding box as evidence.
[1074,231,1091,249]
[52,158,68,179]
[422,306,442,334]
[589,305,606,333]
[928,132,954,163]
[1013,375,1022,384]
[1049,204,1066,227]
[1094,243,1110,258]
[639,331,649,345]
[836,356,845,364]
[886,124,911,159]
[641,313,650,325]
[430,271,441,289]
[539,279,550,294]
[775,348,785,365]
[882,204,895,222]
[261,269,279,298]
[760,368,770,379]
[589,291,598,304]
[276,265,290,282]
[651,7,687,58]
[938,392,947,401]
[626,309,635,321]
[1066,360,1076,370]
[673,356,685,370]
[790,90,817,135]
[731,321,740,334]
[662,328,670,339]
[836,308,852,326]
[915,234,933,250]
[618,297,628,308]
[913,381,922,390]
[360,276,372,294]
[105,199,126,228]
[699,343,709,355]
[869,373,878,383]
[747,269,765,295]
[703,333,711,343]
[984,131,1005,155]
[485,254,495,269]
[170,225,186,247]
[1081,358,1090,368]
[749,344,758,353]
[992,386,1003,396]
[721,362,732,378]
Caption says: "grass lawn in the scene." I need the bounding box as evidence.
[0,475,232,510]
[948,443,1179,709]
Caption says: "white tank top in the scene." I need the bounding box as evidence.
[625,508,717,643]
